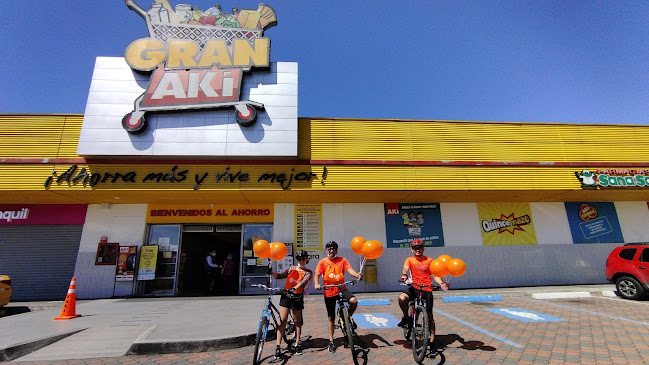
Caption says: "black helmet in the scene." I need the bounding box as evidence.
[325,240,338,249]
[295,250,309,263]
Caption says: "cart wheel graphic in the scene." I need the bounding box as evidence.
[122,113,147,134]
[235,104,257,127]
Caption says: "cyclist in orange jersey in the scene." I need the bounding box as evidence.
[272,250,312,357]
[397,239,448,347]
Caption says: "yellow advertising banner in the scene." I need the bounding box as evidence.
[137,245,158,280]
[477,202,537,246]
[146,204,274,223]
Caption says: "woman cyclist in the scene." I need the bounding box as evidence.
[272,250,312,357]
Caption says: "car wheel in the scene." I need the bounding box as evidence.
[615,276,645,300]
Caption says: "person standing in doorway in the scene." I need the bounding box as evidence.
[221,253,237,295]
[204,248,221,295]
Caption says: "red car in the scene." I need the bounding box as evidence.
[605,243,649,300]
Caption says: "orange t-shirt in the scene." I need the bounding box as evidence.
[404,256,434,292]
[316,257,351,297]
[284,267,312,294]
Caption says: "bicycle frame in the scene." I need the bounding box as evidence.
[323,279,358,353]
[251,284,296,365]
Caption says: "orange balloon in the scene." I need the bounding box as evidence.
[351,236,366,255]
[448,258,466,277]
[269,242,287,261]
[437,254,452,263]
[429,259,449,277]
[253,240,270,258]
[362,240,384,259]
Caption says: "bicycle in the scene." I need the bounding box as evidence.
[251,284,296,365]
[401,282,433,364]
[323,279,359,356]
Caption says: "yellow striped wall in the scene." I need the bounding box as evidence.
[304,118,649,163]
[0,114,83,159]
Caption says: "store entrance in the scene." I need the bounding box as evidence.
[178,227,241,296]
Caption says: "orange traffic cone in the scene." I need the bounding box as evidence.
[53,277,81,320]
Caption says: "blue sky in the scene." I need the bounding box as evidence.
[1,1,647,124]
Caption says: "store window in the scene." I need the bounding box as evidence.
[140,224,181,296]
[240,224,273,294]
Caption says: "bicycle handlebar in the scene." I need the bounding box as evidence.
[399,281,435,290]
[251,284,284,292]
[323,279,359,290]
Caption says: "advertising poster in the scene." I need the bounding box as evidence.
[116,246,138,281]
[137,245,158,281]
[564,202,623,243]
[384,203,444,248]
[477,202,537,246]
[295,204,322,250]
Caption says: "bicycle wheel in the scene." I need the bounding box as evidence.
[342,306,355,352]
[283,312,296,345]
[403,302,413,341]
[253,316,269,365]
[412,306,429,364]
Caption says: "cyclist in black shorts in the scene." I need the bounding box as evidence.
[272,250,312,357]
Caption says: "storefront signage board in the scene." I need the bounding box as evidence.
[564,202,623,243]
[0,204,87,226]
[384,203,444,248]
[576,169,649,188]
[146,204,273,223]
[477,202,537,246]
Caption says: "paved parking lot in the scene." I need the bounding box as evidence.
[4,288,649,365]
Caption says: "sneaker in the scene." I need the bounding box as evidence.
[294,342,303,355]
[274,345,281,358]
[397,316,410,328]
[328,341,336,353]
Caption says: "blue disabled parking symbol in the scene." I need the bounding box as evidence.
[352,313,400,329]
[486,308,565,323]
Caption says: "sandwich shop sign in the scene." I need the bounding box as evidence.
[122,0,277,133]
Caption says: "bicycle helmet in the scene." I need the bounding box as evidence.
[325,240,338,249]
[410,238,424,247]
[295,250,309,264]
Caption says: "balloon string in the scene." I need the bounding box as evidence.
[359,257,367,273]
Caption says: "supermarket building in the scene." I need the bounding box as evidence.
[2,4,649,301]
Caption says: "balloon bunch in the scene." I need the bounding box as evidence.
[252,239,287,261]
[429,255,466,284]
[350,236,384,272]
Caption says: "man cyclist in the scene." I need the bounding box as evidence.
[272,250,312,358]
[314,240,363,353]
[397,238,449,349]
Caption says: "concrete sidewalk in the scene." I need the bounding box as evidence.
[0,284,616,362]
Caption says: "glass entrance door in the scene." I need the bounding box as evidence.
[240,224,273,295]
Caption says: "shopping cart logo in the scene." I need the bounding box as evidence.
[122,0,277,134]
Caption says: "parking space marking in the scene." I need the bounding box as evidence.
[485,308,565,322]
[519,297,649,326]
[434,309,525,349]
[594,295,649,306]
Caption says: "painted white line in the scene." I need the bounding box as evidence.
[602,290,617,297]
[594,295,649,305]
[531,292,591,299]
[521,298,649,326]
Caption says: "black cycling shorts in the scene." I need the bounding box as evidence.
[403,286,434,313]
[324,288,354,318]
[279,292,304,311]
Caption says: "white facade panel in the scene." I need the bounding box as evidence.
[530,202,573,244]
[615,201,649,243]
[74,204,147,299]
[440,203,482,246]
[78,57,298,158]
